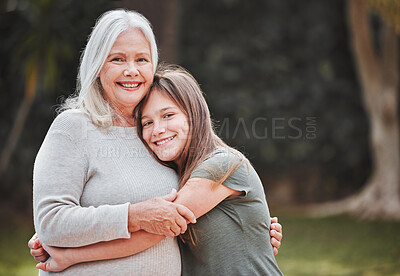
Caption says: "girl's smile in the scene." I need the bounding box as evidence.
[141,89,189,165]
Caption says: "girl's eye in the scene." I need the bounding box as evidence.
[164,113,174,119]
[142,121,152,127]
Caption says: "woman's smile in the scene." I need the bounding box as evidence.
[117,81,142,89]
[99,28,153,118]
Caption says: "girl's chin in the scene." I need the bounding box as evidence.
[155,150,179,162]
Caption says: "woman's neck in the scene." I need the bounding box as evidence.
[112,105,135,127]
[113,114,136,127]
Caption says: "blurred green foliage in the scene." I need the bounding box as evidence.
[0,0,387,211]
[0,0,111,212]
[180,0,372,201]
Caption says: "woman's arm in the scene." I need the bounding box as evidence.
[36,231,165,272]
[34,177,235,272]
[34,177,280,272]
[34,114,195,247]
[34,126,131,247]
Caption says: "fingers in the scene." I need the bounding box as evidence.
[273,247,279,256]
[175,215,188,234]
[31,247,45,257]
[36,262,50,271]
[130,194,195,237]
[271,236,281,249]
[34,254,49,262]
[161,189,178,202]
[176,204,196,224]
[29,234,49,262]
[270,222,282,233]
[28,233,41,249]
[270,216,278,224]
[270,228,282,244]
[31,247,49,262]
[169,224,182,237]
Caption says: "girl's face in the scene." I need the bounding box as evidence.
[141,89,190,165]
[99,28,154,117]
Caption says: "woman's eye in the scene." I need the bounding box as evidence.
[164,113,174,119]
[112,57,123,62]
[138,58,148,63]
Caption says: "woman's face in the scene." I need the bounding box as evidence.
[141,89,190,165]
[99,28,153,117]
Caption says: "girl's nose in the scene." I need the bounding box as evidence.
[153,123,166,136]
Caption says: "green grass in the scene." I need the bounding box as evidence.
[1,213,399,276]
[275,212,400,276]
[0,227,38,276]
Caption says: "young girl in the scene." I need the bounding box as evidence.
[35,64,283,275]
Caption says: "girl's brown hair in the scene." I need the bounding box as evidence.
[135,64,245,244]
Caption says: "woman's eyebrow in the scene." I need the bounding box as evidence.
[107,52,125,58]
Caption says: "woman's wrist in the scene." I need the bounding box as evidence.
[127,203,141,232]
[64,248,78,267]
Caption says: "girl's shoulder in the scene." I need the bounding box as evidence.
[201,146,245,167]
[191,146,249,183]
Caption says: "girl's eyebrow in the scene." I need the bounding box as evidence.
[141,106,178,120]
[160,106,176,112]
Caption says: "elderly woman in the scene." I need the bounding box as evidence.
[30,9,282,275]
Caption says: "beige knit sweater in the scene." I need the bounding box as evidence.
[33,110,181,276]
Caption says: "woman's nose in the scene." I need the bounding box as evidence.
[124,62,139,77]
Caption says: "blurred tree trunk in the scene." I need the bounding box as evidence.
[315,0,400,219]
[0,62,38,177]
[348,0,400,219]
[113,0,179,63]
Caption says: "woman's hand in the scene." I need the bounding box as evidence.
[128,189,196,237]
[28,233,49,262]
[35,244,73,272]
[270,217,283,256]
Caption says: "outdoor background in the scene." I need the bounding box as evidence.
[1,0,400,275]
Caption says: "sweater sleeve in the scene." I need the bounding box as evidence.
[33,128,130,247]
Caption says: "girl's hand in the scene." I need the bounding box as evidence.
[28,233,49,262]
[35,244,73,272]
[270,217,283,256]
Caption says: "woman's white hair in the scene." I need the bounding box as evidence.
[61,9,158,128]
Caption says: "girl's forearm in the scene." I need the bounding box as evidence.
[67,231,165,265]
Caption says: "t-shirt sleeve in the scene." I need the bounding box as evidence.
[33,116,130,247]
[190,149,251,195]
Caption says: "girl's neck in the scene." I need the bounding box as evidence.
[174,158,183,172]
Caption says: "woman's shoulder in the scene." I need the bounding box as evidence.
[49,109,92,135]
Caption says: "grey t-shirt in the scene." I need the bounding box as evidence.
[179,147,283,275]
